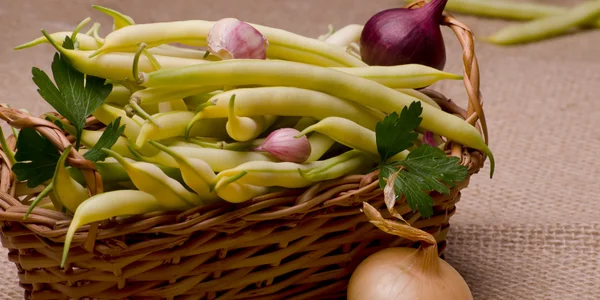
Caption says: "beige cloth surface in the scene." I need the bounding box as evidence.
[0,0,599,299]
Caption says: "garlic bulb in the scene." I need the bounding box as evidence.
[254,128,311,163]
[207,18,269,60]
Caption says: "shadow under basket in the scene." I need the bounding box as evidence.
[0,7,488,300]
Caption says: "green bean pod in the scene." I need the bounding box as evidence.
[133,145,277,171]
[92,5,135,30]
[135,111,229,148]
[148,141,220,202]
[158,98,188,113]
[324,24,363,46]
[298,117,409,162]
[93,5,219,59]
[68,158,179,189]
[215,161,317,189]
[138,59,494,177]
[214,149,375,190]
[17,31,211,59]
[18,5,211,60]
[90,20,365,67]
[61,190,163,267]
[104,85,133,106]
[306,132,336,162]
[214,178,270,203]
[92,104,143,139]
[225,95,277,142]
[19,5,210,60]
[39,30,209,81]
[186,137,263,151]
[159,137,205,148]
[226,114,277,142]
[293,117,317,131]
[91,104,161,156]
[185,103,275,141]
[333,65,463,89]
[150,45,212,60]
[438,0,600,27]
[299,150,376,181]
[38,201,56,211]
[132,86,220,106]
[135,111,227,149]
[46,114,137,159]
[52,145,89,213]
[202,87,382,131]
[82,131,137,159]
[103,149,198,210]
[184,90,223,110]
[94,159,183,183]
[15,32,100,50]
[130,87,227,114]
[396,89,441,110]
[484,0,600,45]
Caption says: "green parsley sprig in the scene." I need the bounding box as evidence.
[11,36,124,188]
[375,101,469,218]
[31,36,112,151]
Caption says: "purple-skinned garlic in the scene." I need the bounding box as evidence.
[423,131,444,147]
[254,128,311,163]
[207,18,269,60]
[423,131,437,147]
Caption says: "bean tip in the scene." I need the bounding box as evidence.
[484,147,495,179]
[14,43,29,50]
[293,133,306,139]
[147,117,161,128]
[88,49,103,58]
[297,168,312,181]
[452,73,464,80]
[477,35,505,46]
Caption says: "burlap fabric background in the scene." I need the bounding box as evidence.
[0,0,598,299]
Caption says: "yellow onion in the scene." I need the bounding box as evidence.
[347,171,472,300]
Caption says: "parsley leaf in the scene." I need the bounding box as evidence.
[62,35,75,50]
[11,128,60,188]
[83,117,126,162]
[11,117,125,188]
[398,145,468,195]
[31,36,112,150]
[375,101,469,218]
[379,146,468,218]
[375,101,422,162]
[11,35,124,188]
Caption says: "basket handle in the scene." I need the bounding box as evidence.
[407,0,489,147]
[0,106,103,196]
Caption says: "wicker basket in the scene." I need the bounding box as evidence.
[0,5,488,300]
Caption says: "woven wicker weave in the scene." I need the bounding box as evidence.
[0,4,488,299]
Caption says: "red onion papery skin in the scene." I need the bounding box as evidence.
[359,0,448,70]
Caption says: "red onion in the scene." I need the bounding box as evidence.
[360,0,448,70]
